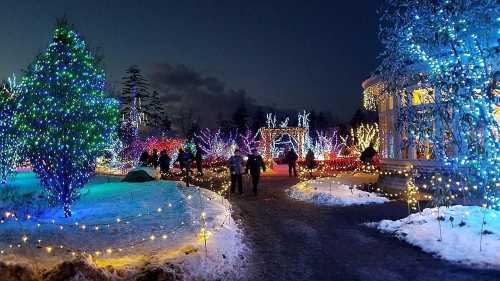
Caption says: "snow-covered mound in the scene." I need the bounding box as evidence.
[0,172,246,280]
[374,205,500,269]
[287,178,388,206]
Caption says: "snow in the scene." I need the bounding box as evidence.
[287,176,388,206]
[373,205,500,269]
[0,172,246,280]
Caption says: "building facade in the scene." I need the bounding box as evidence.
[362,74,500,190]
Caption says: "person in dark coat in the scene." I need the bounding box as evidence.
[360,142,377,164]
[139,150,150,167]
[246,149,266,196]
[195,147,204,176]
[149,149,159,169]
[285,148,299,177]
[228,149,244,194]
[158,149,171,178]
[305,149,315,177]
[176,148,193,187]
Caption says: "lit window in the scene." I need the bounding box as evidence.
[412,88,434,105]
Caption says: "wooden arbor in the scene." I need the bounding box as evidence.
[259,127,307,161]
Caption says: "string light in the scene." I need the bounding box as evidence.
[0,182,233,261]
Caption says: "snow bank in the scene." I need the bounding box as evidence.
[287,177,388,206]
[374,205,500,269]
[0,172,246,280]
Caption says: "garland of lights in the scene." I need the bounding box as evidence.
[0,183,231,261]
[16,22,119,217]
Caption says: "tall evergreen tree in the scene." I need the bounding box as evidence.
[119,65,150,137]
[17,21,119,216]
[120,66,164,135]
[150,90,164,132]
[120,65,150,114]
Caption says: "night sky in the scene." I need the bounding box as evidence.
[0,0,382,121]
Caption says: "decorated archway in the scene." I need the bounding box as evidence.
[259,127,307,161]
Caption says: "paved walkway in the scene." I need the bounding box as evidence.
[230,167,498,281]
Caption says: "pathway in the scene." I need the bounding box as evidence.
[230,166,498,281]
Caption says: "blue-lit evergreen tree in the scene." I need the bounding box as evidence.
[17,20,119,217]
[378,0,499,211]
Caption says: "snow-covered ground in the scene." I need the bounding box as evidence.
[0,172,246,280]
[287,177,388,206]
[372,205,500,269]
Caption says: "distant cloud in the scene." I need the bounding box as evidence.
[149,63,255,129]
[150,63,226,94]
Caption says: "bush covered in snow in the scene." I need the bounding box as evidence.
[287,177,388,206]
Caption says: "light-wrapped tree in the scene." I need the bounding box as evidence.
[17,20,119,216]
[0,77,20,185]
[378,0,499,209]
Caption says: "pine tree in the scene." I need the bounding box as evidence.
[120,65,150,115]
[149,90,164,132]
[17,20,119,217]
[119,65,165,135]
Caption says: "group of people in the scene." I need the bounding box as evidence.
[138,147,204,186]
[137,143,377,196]
[284,143,377,178]
[228,149,266,196]
[284,148,316,178]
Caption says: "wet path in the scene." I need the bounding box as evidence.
[231,172,498,281]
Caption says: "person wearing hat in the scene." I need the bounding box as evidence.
[228,149,245,194]
[246,148,266,196]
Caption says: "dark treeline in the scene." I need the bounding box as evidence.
[114,63,373,139]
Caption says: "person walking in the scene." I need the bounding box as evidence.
[285,148,298,177]
[139,150,150,167]
[195,147,204,176]
[246,149,266,196]
[360,142,377,165]
[228,149,244,194]
[158,149,171,178]
[176,148,192,187]
[149,149,159,169]
[305,149,315,178]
